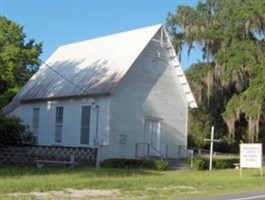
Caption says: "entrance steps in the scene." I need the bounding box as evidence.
[147,156,191,170]
[166,158,191,170]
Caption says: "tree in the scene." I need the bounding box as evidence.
[0,16,42,109]
[167,0,265,146]
[0,114,34,146]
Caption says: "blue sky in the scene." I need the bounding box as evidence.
[0,0,201,69]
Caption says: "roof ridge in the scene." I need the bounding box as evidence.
[58,24,163,49]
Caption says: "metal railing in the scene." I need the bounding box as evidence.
[135,143,167,161]
[178,145,194,168]
[179,146,239,159]
[178,145,239,168]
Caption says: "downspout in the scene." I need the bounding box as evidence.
[93,105,100,146]
[95,105,99,143]
[92,104,101,166]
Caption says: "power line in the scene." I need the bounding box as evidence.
[39,58,87,94]
[0,17,87,95]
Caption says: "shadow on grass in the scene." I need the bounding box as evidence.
[0,166,161,178]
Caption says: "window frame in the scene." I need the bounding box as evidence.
[55,106,64,144]
[32,107,40,143]
[80,105,91,145]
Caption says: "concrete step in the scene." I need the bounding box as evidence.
[141,156,191,170]
[166,158,191,170]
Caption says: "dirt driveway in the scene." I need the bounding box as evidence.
[6,189,121,200]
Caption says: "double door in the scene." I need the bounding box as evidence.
[144,119,161,156]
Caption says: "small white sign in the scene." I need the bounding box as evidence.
[119,134,127,146]
[240,143,262,168]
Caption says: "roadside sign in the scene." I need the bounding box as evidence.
[240,143,263,177]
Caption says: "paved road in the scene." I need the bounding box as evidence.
[189,190,265,200]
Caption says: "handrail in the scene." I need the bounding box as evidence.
[178,145,194,168]
[178,145,194,158]
[179,145,239,158]
[135,143,166,161]
[148,143,167,161]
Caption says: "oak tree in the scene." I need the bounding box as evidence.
[0,16,42,109]
[167,0,265,148]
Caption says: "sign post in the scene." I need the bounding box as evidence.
[204,126,220,171]
[240,143,263,177]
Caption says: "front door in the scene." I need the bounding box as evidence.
[144,119,161,156]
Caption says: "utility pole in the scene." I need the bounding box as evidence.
[204,126,220,171]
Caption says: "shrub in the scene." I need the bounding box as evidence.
[100,158,169,171]
[192,157,239,170]
[193,158,209,170]
[214,157,239,169]
[0,114,34,146]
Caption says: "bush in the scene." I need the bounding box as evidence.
[214,157,239,169]
[0,114,34,146]
[193,158,208,170]
[100,158,169,171]
[193,157,239,170]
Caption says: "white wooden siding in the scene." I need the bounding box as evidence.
[13,97,110,148]
[108,40,188,159]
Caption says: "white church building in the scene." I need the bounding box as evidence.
[4,24,197,162]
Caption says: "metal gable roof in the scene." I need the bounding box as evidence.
[14,24,163,101]
[2,24,197,114]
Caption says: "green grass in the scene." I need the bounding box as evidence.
[0,166,265,199]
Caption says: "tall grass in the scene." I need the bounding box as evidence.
[0,166,265,199]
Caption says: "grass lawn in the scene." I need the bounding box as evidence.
[0,166,265,199]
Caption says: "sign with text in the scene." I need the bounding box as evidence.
[240,143,262,168]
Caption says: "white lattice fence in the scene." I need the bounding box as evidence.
[0,145,97,167]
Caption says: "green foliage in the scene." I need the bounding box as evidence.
[215,136,239,153]
[193,158,208,170]
[186,62,228,149]
[0,87,19,111]
[168,0,265,144]
[193,157,239,170]
[0,114,34,146]
[99,158,169,171]
[0,16,42,109]
[188,108,211,148]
